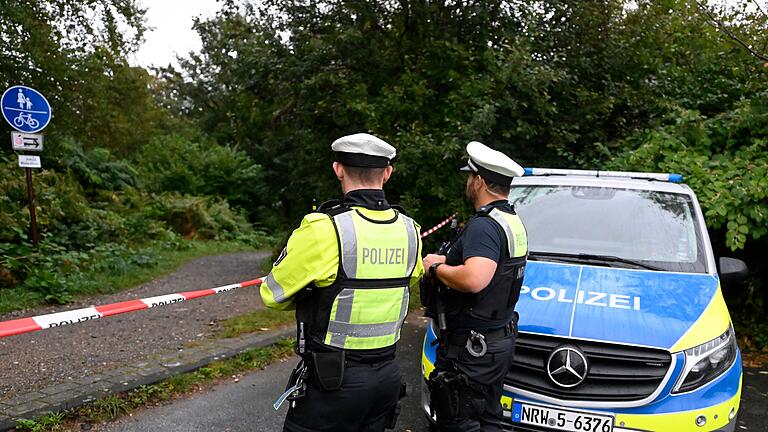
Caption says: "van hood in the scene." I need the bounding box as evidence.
[517,261,719,350]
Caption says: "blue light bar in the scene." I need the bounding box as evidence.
[523,168,684,183]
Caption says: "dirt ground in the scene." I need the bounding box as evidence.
[0,252,269,400]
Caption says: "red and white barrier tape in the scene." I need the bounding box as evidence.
[421,213,456,238]
[0,279,263,339]
[0,213,457,339]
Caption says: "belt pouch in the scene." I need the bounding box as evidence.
[312,351,345,391]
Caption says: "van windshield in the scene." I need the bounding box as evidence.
[508,185,708,273]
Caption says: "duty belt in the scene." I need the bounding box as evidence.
[444,323,515,358]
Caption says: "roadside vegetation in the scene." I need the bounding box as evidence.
[0,0,765,357]
[215,308,295,339]
[0,137,274,311]
[14,338,295,432]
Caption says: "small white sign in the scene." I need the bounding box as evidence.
[11,131,43,151]
[18,155,41,169]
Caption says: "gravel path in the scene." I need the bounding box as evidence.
[0,252,271,401]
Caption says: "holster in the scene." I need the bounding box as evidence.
[384,381,407,429]
[420,277,438,317]
[311,350,345,391]
[427,368,486,421]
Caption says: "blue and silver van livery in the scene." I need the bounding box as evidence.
[422,169,746,432]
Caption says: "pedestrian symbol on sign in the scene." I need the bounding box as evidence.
[1,85,52,134]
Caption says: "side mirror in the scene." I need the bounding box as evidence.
[718,257,748,289]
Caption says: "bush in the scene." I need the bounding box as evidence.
[0,137,272,307]
[149,193,252,240]
[135,134,262,210]
[52,138,138,191]
[609,100,768,251]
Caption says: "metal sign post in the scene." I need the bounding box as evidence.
[24,167,40,248]
[2,85,52,250]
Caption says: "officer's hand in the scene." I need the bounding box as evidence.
[422,254,446,273]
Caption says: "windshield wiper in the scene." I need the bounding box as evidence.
[528,251,663,271]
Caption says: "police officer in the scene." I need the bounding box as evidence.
[261,133,425,432]
[422,141,527,432]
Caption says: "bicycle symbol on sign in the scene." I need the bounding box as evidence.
[2,86,51,133]
[13,112,40,129]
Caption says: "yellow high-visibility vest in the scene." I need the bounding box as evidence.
[487,207,528,258]
[314,208,421,350]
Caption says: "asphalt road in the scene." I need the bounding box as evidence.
[105,312,432,432]
[106,312,767,432]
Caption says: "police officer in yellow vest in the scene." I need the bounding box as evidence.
[422,141,527,431]
[261,133,424,432]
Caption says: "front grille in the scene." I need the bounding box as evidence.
[507,333,672,402]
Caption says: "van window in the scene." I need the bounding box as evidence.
[509,185,707,273]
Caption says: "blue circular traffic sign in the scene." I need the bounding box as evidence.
[1,85,52,133]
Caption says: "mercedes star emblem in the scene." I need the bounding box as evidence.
[547,346,589,388]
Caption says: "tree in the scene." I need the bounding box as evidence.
[0,0,166,155]
[167,0,768,254]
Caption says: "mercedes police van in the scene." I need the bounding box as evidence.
[421,169,747,432]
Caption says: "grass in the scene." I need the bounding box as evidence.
[14,338,296,431]
[77,240,257,295]
[216,307,295,339]
[0,240,258,313]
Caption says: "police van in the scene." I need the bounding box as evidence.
[421,169,747,431]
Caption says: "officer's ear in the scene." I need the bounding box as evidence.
[332,161,344,181]
[382,165,394,184]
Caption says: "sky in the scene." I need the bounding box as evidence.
[130,0,222,69]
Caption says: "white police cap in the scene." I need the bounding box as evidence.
[460,141,524,185]
[331,133,396,168]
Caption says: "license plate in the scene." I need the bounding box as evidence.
[511,401,614,432]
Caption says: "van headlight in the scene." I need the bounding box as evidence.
[673,326,738,393]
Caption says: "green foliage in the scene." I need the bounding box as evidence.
[0,0,172,155]
[609,99,768,250]
[163,0,768,344]
[0,240,268,313]
[15,411,68,432]
[89,396,130,420]
[1,0,767,335]
[54,138,138,191]
[134,134,262,211]
[165,0,768,234]
[23,268,72,305]
[148,193,250,240]
[0,132,276,309]
[129,384,168,405]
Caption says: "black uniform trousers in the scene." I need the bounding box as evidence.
[433,334,516,432]
[283,359,401,432]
